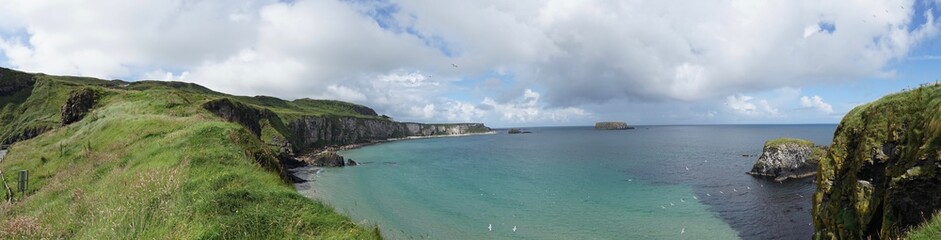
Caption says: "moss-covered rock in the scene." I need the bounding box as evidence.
[813,83,941,239]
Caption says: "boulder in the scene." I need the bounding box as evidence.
[346,159,358,166]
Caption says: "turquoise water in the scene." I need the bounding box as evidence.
[294,125,836,239]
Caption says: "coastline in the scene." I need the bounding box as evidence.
[316,131,498,153]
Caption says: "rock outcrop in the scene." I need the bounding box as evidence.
[594,121,633,130]
[60,88,99,125]
[813,84,941,239]
[747,138,824,182]
[303,151,346,167]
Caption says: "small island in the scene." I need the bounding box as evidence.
[508,128,532,134]
[747,138,826,182]
[594,121,634,130]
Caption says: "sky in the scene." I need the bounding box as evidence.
[1,0,941,128]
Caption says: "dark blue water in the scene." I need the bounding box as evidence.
[295,124,836,239]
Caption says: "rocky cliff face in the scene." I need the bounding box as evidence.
[60,88,98,125]
[747,138,823,182]
[813,85,941,239]
[289,116,490,151]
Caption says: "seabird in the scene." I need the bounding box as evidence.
[681,228,686,234]
[720,191,724,194]
[670,202,675,206]
[693,196,699,200]
[798,194,804,198]
[662,205,666,209]
[489,224,492,231]
[685,166,690,171]
[747,186,751,190]
[733,188,737,192]
[680,198,685,203]
[513,226,517,232]
[706,193,711,196]
[452,63,459,68]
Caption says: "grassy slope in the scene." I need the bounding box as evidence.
[0,70,379,239]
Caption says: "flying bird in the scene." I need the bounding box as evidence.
[452,63,459,68]
[681,228,686,234]
[489,224,492,232]
[513,226,517,232]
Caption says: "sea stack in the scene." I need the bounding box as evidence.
[747,138,825,182]
[594,121,633,130]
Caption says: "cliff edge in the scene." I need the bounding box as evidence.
[813,83,941,239]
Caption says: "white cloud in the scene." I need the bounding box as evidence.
[726,94,781,117]
[0,0,939,125]
[800,95,834,114]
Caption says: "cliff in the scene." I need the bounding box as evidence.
[747,138,824,182]
[813,84,941,239]
[595,121,633,130]
[201,98,491,155]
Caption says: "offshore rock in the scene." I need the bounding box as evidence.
[747,138,824,182]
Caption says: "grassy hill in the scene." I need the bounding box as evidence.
[0,68,381,239]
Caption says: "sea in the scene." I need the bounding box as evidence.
[294,124,837,239]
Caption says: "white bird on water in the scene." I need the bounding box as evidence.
[681,227,686,234]
[488,224,492,232]
[719,191,724,194]
[706,193,711,197]
[513,226,517,232]
[661,205,666,209]
[747,186,751,190]
[685,166,690,171]
[733,188,737,192]
[680,198,685,203]
[693,196,698,200]
[670,202,675,206]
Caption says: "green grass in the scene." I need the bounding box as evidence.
[908,211,941,240]
[0,68,380,239]
[764,137,815,148]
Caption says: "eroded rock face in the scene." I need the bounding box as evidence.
[813,85,941,239]
[747,139,822,182]
[289,117,490,150]
[202,98,275,137]
[61,88,98,125]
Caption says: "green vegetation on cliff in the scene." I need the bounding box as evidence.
[813,83,941,239]
[764,137,815,148]
[0,68,380,239]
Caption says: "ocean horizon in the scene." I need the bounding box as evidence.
[295,124,837,239]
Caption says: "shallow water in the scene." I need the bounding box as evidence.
[295,125,836,239]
